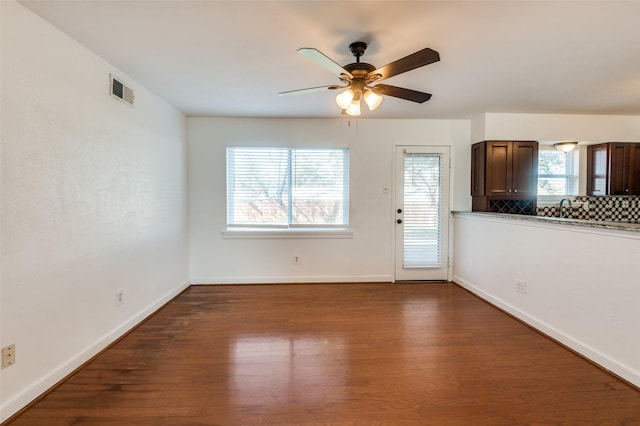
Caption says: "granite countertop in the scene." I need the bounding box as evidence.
[452,211,640,233]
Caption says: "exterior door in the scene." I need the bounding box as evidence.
[394,146,450,281]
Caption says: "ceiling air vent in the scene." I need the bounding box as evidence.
[109,74,135,107]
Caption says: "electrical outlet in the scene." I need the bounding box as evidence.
[293,256,300,265]
[116,290,124,307]
[516,279,527,295]
[2,344,15,369]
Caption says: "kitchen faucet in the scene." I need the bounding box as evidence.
[559,198,573,218]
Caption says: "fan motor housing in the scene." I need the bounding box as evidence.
[343,63,379,85]
[344,63,376,74]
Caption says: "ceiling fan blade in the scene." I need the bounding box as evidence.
[298,48,354,80]
[367,47,440,82]
[372,84,432,103]
[278,85,341,96]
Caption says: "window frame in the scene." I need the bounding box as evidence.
[225,147,351,237]
[537,146,579,204]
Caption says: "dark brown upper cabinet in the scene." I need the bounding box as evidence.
[471,140,539,214]
[587,142,640,196]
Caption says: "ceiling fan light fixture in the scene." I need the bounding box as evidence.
[554,141,579,152]
[283,42,440,117]
[363,90,383,111]
[335,89,354,109]
[346,99,361,116]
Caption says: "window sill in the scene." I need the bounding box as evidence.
[222,228,354,239]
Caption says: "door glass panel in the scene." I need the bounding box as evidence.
[403,154,442,268]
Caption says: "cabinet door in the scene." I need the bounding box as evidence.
[608,143,630,195]
[484,141,512,196]
[630,143,640,195]
[512,141,538,197]
[587,144,608,196]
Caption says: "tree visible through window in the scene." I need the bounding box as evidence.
[226,148,348,228]
[537,147,578,197]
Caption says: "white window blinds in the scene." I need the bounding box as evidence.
[538,147,579,197]
[227,148,348,228]
[403,153,442,268]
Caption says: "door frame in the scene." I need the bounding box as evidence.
[392,144,452,282]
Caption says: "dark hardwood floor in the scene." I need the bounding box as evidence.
[7,283,640,425]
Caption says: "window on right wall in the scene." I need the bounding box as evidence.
[537,146,579,203]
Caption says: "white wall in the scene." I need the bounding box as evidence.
[470,114,486,143]
[483,112,640,143]
[453,213,640,387]
[0,2,189,421]
[189,117,470,284]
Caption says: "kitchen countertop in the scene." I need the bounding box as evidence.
[452,211,640,233]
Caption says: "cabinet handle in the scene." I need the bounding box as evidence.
[508,189,512,193]
[514,189,518,193]
[397,219,403,224]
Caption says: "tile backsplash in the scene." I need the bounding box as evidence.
[537,196,640,223]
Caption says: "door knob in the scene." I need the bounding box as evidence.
[397,219,403,224]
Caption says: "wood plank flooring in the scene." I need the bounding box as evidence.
[7,283,640,425]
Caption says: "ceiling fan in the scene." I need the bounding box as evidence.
[279,41,440,116]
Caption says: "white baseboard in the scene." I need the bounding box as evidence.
[453,275,640,388]
[190,275,393,285]
[0,279,191,423]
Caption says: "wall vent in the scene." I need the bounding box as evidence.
[109,74,135,107]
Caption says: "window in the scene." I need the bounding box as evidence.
[226,147,348,229]
[537,146,578,200]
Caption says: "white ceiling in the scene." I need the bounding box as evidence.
[18,0,640,119]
